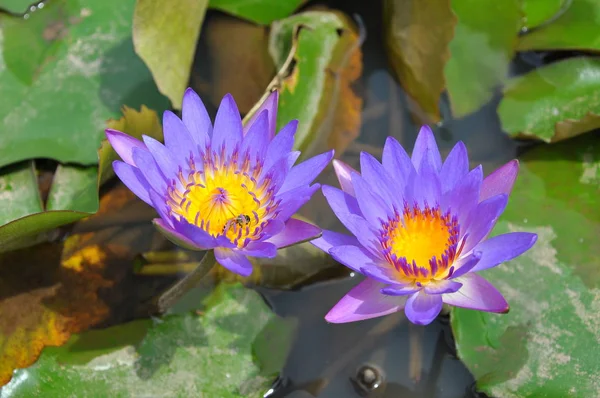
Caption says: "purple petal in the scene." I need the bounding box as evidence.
[411,152,441,207]
[441,165,483,228]
[329,245,379,273]
[359,152,400,209]
[442,273,509,313]
[278,150,334,194]
[212,94,243,157]
[440,141,469,193]
[480,160,519,202]
[214,247,253,277]
[321,185,362,219]
[311,230,359,254]
[411,126,442,172]
[381,284,421,296]
[382,136,413,191]
[163,110,197,161]
[352,173,392,228]
[470,232,537,272]
[171,218,217,250]
[450,251,482,278]
[462,194,508,253]
[423,280,462,295]
[113,161,152,205]
[241,110,269,159]
[105,129,146,166]
[142,135,179,179]
[274,184,320,221]
[331,211,381,258]
[264,120,298,171]
[405,291,443,325]
[153,218,206,251]
[260,219,286,239]
[240,241,277,258]
[325,278,406,323]
[361,265,401,285]
[332,159,358,196]
[132,147,168,195]
[266,218,321,249]
[148,190,172,227]
[244,91,278,139]
[182,88,212,147]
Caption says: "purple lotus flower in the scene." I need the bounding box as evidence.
[312,126,537,325]
[107,89,333,277]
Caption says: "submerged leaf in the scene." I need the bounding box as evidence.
[452,133,600,397]
[498,57,600,143]
[208,0,307,25]
[518,0,600,52]
[133,0,208,109]
[262,10,363,159]
[0,284,294,397]
[0,0,168,168]
[100,105,163,184]
[383,0,456,123]
[444,0,521,118]
[191,14,276,115]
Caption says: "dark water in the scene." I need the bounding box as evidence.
[256,1,523,397]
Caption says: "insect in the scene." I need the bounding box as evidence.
[222,214,251,233]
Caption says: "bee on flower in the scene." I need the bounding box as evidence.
[107,88,333,277]
[312,126,537,325]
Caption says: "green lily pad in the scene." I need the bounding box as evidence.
[383,0,456,123]
[520,0,569,30]
[0,0,168,169]
[0,0,32,14]
[498,57,600,143]
[264,10,363,159]
[451,133,600,397]
[444,0,521,118]
[208,0,306,25]
[133,0,208,109]
[0,283,294,397]
[518,0,600,52]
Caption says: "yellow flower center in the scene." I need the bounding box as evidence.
[381,204,460,283]
[166,151,276,247]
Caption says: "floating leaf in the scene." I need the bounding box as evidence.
[451,133,600,397]
[383,0,456,123]
[46,164,99,213]
[444,0,521,118]
[264,10,363,159]
[208,0,307,25]
[0,283,294,397]
[191,14,276,115]
[520,0,569,30]
[498,57,600,143]
[100,105,163,185]
[518,0,600,52]
[0,0,168,168]
[133,0,208,109]
[0,0,33,14]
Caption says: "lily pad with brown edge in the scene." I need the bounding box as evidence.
[249,10,363,160]
[383,0,456,124]
[517,0,600,52]
[451,132,600,397]
[133,0,208,109]
[208,0,307,25]
[498,57,600,143]
[0,0,168,169]
[444,0,521,118]
[0,283,296,397]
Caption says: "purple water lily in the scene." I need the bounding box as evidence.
[107,88,333,277]
[312,126,537,325]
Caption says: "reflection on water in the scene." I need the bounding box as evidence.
[266,0,524,397]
